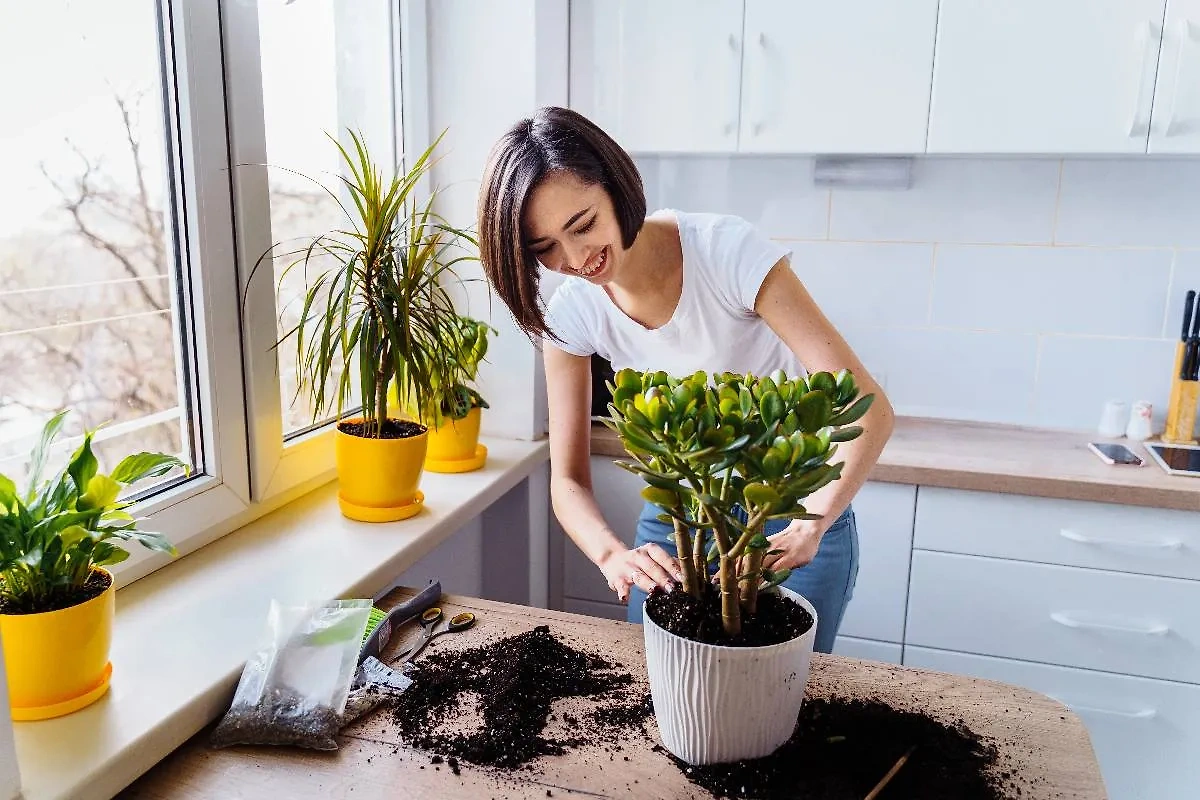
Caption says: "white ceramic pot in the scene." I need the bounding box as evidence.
[642,586,818,765]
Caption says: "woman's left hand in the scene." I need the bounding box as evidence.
[763,519,824,571]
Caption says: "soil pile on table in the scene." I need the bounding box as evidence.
[645,583,813,647]
[671,696,1022,800]
[388,625,652,768]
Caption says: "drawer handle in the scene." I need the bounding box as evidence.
[1048,695,1158,720]
[1051,611,1169,637]
[1059,528,1183,551]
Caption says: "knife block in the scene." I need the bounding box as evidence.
[1163,341,1199,444]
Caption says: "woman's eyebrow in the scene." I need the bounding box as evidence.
[527,206,594,245]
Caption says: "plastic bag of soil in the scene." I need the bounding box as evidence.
[210,598,372,751]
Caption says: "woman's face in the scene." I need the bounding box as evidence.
[522,171,626,285]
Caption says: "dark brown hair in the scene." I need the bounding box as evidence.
[477,106,646,342]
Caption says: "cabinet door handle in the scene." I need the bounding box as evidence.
[1050,611,1169,637]
[1059,528,1183,550]
[1048,695,1158,720]
[1165,20,1197,136]
[725,33,741,137]
[751,32,768,136]
[1129,20,1159,137]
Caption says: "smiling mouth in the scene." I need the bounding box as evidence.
[578,246,608,278]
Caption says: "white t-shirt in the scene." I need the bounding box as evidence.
[543,209,807,380]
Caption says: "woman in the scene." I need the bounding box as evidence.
[477,106,894,653]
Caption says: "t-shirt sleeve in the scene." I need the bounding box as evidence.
[542,284,595,357]
[705,214,792,314]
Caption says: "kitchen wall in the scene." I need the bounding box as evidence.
[636,155,1200,432]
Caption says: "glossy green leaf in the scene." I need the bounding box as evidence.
[77,474,121,512]
[66,434,99,496]
[796,390,833,433]
[829,425,865,443]
[641,486,681,508]
[828,393,875,426]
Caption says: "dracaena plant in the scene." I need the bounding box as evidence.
[250,129,478,438]
[603,368,873,638]
[0,411,188,614]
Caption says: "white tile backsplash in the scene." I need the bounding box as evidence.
[789,242,934,329]
[930,245,1172,337]
[845,327,1039,424]
[827,158,1060,245]
[1056,160,1200,248]
[639,155,829,240]
[638,153,1197,431]
[1033,337,1176,431]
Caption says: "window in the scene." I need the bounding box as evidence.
[227,0,403,497]
[0,0,196,495]
[0,0,408,582]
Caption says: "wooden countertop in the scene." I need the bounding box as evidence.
[592,416,1200,512]
[125,589,1106,800]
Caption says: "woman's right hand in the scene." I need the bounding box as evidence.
[598,543,683,603]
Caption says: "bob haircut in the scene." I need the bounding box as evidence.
[477,106,646,343]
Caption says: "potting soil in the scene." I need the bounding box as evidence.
[671,696,1022,800]
[645,582,814,647]
[388,625,652,768]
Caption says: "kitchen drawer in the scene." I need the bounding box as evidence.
[915,487,1200,581]
[906,646,1200,800]
[907,551,1200,684]
[837,482,915,643]
[833,636,902,664]
[562,457,645,603]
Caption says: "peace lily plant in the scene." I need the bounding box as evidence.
[603,367,874,763]
[0,410,186,720]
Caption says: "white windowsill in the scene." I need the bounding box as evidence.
[12,437,550,800]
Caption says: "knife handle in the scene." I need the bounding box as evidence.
[1191,291,1200,338]
[1184,290,1197,341]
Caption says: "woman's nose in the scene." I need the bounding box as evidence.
[560,242,589,273]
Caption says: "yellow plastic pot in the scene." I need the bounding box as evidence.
[425,407,487,473]
[335,417,428,522]
[1,569,115,721]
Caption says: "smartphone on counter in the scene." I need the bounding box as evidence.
[1088,442,1145,466]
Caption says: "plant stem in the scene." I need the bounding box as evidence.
[740,548,765,613]
[719,554,741,637]
[671,516,699,597]
[692,513,708,595]
[375,344,390,439]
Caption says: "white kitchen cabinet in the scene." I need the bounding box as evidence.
[569,0,744,153]
[928,0,1167,153]
[907,551,1200,684]
[907,646,1200,800]
[837,481,915,643]
[1150,0,1200,151]
[914,487,1200,582]
[739,0,938,153]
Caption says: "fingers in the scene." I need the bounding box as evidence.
[609,574,633,603]
[635,543,681,588]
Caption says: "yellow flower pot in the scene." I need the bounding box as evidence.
[1,569,115,721]
[335,418,428,522]
[425,407,487,473]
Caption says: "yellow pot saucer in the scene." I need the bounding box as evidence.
[338,490,425,523]
[426,444,488,474]
[12,662,112,722]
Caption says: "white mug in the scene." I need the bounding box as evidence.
[1126,400,1154,441]
[1098,400,1128,438]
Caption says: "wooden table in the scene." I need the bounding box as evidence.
[123,589,1107,799]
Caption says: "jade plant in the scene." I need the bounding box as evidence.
[604,368,874,637]
[0,411,187,613]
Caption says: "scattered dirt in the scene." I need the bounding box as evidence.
[388,625,651,769]
[670,696,1021,800]
[337,418,426,439]
[645,582,813,647]
[0,568,111,615]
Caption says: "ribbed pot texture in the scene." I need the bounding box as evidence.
[642,586,818,765]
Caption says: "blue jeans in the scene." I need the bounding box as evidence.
[627,502,860,654]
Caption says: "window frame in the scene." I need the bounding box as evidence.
[221,0,409,503]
